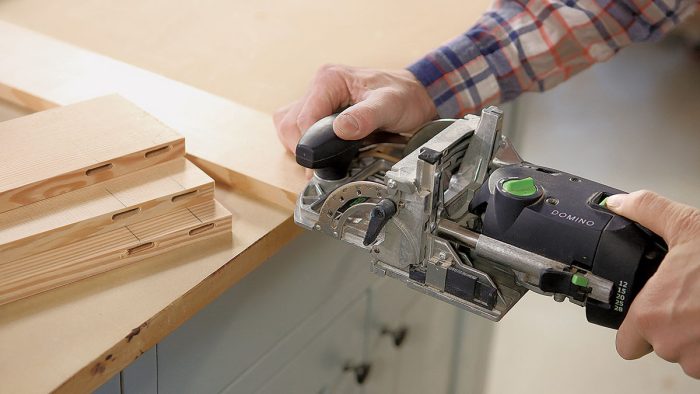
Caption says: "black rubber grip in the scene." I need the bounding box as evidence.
[295,114,364,180]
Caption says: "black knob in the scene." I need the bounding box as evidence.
[363,199,397,246]
[381,326,409,347]
[344,362,371,385]
[295,114,364,180]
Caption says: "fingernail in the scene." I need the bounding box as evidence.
[336,114,359,138]
[605,194,623,209]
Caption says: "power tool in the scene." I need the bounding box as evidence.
[294,107,666,328]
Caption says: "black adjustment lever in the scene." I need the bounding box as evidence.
[295,114,365,180]
[363,199,397,246]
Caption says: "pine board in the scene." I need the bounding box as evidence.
[0,200,232,306]
[0,158,214,264]
[0,21,306,210]
[0,94,185,213]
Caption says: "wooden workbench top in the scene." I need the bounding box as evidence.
[0,1,490,390]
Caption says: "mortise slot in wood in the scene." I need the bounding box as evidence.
[111,207,141,221]
[85,163,113,176]
[144,145,172,158]
[171,189,198,203]
[189,223,215,236]
[127,242,155,255]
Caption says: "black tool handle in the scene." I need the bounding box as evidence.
[295,114,364,180]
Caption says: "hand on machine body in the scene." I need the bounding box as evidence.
[608,191,700,378]
[273,0,700,379]
[273,65,437,153]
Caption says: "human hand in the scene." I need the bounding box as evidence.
[273,65,437,153]
[606,190,700,378]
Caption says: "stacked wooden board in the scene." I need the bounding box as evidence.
[0,94,232,305]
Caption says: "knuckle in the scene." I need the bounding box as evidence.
[680,352,700,379]
[272,109,286,126]
[687,369,700,380]
[296,113,314,132]
[632,190,659,210]
[316,63,345,78]
[653,342,680,362]
[632,307,681,362]
[615,338,635,360]
[674,207,700,239]
[277,117,297,135]
[350,109,375,130]
[379,89,403,105]
[682,364,700,379]
[318,63,336,71]
[634,306,661,336]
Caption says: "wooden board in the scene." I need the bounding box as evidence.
[0,185,298,394]
[0,200,232,306]
[0,21,305,210]
[0,158,214,264]
[0,94,185,213]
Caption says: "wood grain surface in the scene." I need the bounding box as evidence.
[0,200,232,306]
[0,94,185,213]
[0,0,490,114]
[0,158,214,264]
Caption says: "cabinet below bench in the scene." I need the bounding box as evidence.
[95,232,495,394]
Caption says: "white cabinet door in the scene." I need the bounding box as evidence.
[92,374,120,394]
[393,296,459,394]
[157,232,373,394]
[363,285,470,394]
[256,294,369,394]
[122,347,157,394]
[451,312,495,394]
[362,278,419,394]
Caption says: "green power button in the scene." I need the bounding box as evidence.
[571,274,589,288]
[502,177,537,197]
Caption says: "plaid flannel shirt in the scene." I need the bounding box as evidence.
[408,0,698,118]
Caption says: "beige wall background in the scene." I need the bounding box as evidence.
[1,1,698,393]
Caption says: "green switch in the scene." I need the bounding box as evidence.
[599,196,609,207]
[502,177,537,197]
[571,274,589,288]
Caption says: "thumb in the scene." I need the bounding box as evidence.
[605,190,696,246]
[333,92,398,140]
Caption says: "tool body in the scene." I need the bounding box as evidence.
[294,108,666,328]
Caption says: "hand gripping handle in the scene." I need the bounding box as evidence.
[295,114,364,180]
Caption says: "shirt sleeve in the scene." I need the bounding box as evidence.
[408,0,698,118]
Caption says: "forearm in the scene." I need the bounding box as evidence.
[409,0,697,118]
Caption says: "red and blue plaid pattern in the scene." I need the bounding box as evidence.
[409,0,698,118]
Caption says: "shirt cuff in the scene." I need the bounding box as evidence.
[407,33,501,119]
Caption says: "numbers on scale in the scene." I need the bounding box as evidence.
[614,280,628,312]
